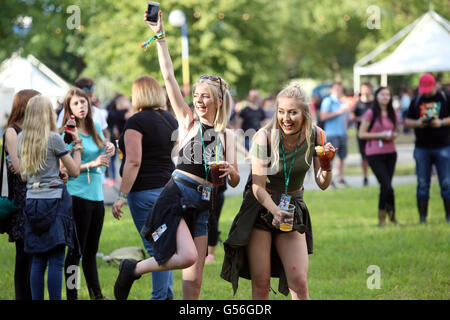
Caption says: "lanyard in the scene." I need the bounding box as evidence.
[198,121,222,181]
[280,131,301,194]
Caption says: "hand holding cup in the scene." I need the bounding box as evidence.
[315,142,337,171]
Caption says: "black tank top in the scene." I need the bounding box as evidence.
[176,123,224,182]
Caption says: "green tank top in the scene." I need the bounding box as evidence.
[265,128,317,192]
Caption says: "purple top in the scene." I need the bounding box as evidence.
[362,109,396,156]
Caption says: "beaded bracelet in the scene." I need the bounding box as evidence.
[140,32,165,50]
[72,145,83,153]
[118,192,128,201]
[71,139,82,145]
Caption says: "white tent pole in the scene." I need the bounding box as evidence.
[353,66,361,95]
[381,74,388,87]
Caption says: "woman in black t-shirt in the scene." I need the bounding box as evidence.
[113,9,240,300]
[112,76,177,300]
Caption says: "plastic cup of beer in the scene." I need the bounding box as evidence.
[279,204,295,232]
[208,161,227,186]
[315,145,336,172]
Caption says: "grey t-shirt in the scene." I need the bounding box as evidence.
[18,132,69,198]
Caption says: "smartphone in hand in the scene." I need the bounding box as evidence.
[146,1,160,25]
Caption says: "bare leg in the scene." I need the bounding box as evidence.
[134,218,198,276]
[246,228,272,300]
[182,235,208,299]
[274,232,310,300]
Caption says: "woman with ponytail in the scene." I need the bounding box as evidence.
[221,81,336,300]
[113,8,240,300]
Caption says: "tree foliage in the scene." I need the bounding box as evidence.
[1,0,449,100]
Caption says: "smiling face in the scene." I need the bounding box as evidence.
[69,95,89,119]
[277,97,303,135]
[193,82,219,121]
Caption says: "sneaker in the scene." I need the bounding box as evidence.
[363,177,368,186]
[337,179,348,188]
[114,259,141,300]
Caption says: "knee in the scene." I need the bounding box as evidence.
[252,276,271,297]
[180,250,198,269]
[417,179,430,195]
[289,272,309,294]
[292,272,308,288]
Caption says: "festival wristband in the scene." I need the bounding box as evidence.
[140,32,165,50]
[86,163,91,184]
[118,192,128,201]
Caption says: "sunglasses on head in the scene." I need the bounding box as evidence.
[82,85,95,94]
[200,75,223,99]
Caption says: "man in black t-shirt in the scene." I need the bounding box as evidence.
[405,73,450,224]
[237,89,266,150]
[352,82,373,186]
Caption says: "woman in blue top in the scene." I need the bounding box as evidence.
[61,88,115,300]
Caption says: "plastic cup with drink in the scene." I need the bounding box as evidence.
[279,203,295,232]
[314,145,336,171]
[208,161,227,186]
[315,131,337,177]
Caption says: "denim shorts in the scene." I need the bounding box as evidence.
[172,170,209,237]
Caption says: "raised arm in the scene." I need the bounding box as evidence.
[145,10,193,130]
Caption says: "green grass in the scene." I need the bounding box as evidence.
[1,183,448,300]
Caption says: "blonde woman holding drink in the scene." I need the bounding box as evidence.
[114,8,240,300]
[221,82,336,300]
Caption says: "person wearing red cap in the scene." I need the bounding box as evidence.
[405,73,450,224]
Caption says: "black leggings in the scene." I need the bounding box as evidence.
[367,152,397,212]
[14,239,33,300]
[208,191,225,247]
[64,196,105,299]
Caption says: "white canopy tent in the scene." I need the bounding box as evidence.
[0,52,71,128]
[354,10,450,93]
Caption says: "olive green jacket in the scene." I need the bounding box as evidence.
[220,174,313,296]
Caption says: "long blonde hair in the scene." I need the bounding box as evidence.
[192,77,232,133]
[258,81,313,173]
[18,95,58,175]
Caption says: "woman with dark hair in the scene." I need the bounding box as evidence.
[358,87,399,226]
[60,88,115,300]
[2,89,40,299]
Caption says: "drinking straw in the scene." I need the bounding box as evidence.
[320,130,324,149]
[216,144,219,163]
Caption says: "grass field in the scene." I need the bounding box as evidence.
[0,182,448,300]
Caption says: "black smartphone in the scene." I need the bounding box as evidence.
[422,117,433,124]
[146,1,160,25]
